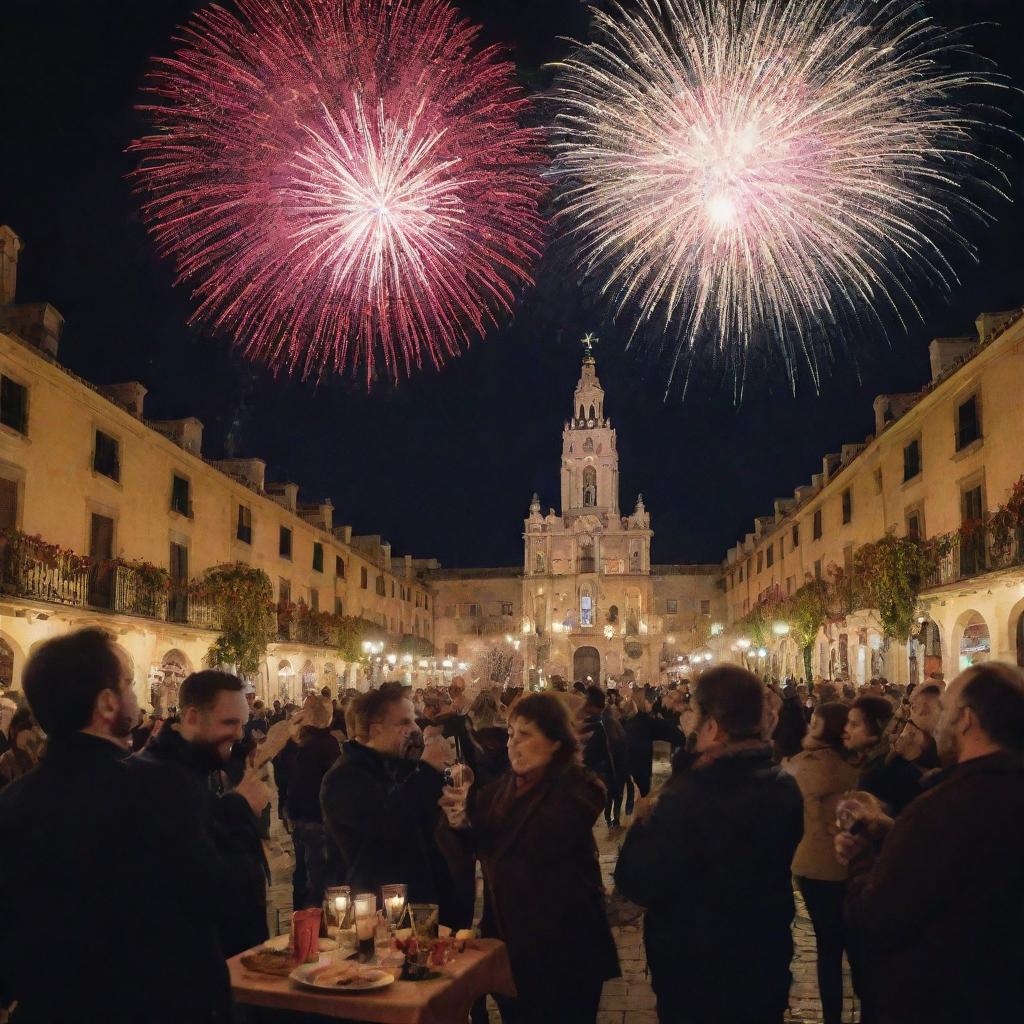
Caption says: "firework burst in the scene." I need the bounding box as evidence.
[132,0,546,383]
[551,0,1009,392]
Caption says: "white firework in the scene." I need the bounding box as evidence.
[551,0,1010,392]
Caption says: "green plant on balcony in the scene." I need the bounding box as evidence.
[191,563,276,675]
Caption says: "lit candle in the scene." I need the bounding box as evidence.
[334,894,349,919]
[386,894,404,919]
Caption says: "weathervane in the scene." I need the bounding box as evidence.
[581,332,598,356]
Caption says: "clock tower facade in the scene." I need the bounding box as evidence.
[522,343,656,685]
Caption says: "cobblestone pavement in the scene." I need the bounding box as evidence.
[265,752,858,1023]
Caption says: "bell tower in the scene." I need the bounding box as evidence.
[560,334,619,520]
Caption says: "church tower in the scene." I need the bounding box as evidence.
[560,334,619,519]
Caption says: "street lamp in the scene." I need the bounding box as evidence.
[772,621,790,637]
[736,638,751,651]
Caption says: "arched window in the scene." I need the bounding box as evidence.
[583,437,594,453]
[578,536,595,573]
[589,404,596,420]
[582,466,597,506]
[578,405,585,422]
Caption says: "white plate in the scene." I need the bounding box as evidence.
[263,934,345,953]
[289,960,395,992]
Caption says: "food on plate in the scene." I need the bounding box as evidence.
[240,950,293,977]
[308,962,390,988]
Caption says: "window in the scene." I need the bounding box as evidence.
[813,508,822,540]
[907,509,923,542]
[756,551,763,573]
[236,504,252,544]
[903,439,921,482]
[501,602,513,616]
[335,556,346,578]
[873,468,883,495]
[310,588,319,612]
[580,592,593,626]
[842,488,852,525]
[738,564,744,583]
[375,575,386,596]
[392,581,397,598]
[766,545,774,568]
[791,524,799,548]
[814,559,822,579]
[312,542,323,573]
[93,430,120,482]
[0,477,16,530]
[666,598,678,614]
[582,466,597,507]
[87,513,115,608]
[170,475,191,517]
[469,603,481,617]
[279,578,291,603]
[956,395,981,450]
[700,600,710,615]
[444,642,459,657]
[169,542,189,623]
[335,597,343,616]
[279,526,292,559]
[425,596,429,611]
[360,566,368,589]
[0,376,28,435]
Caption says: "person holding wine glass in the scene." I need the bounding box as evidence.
[439,692,619,1024]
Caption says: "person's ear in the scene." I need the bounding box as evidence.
[94,688,120,723]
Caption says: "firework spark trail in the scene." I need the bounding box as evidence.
[550,0,1009,393]
[131,0,546,384]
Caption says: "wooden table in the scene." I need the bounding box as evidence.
[228,939,516,1023]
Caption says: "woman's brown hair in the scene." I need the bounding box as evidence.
[812,701,850,751]
[508,692,579,765]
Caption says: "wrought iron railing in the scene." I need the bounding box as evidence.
[0,547,217,629]
[923,525,1024,590]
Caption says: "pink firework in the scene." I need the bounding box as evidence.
[131,0,546,383]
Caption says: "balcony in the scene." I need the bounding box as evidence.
[0,542,218,629]
[923,524,1024,590]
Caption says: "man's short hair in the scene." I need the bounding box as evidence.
[917,684,942,698]
[961,664,1024,753]
[585,685,606,710]
[23,629,122,740]
[350,687,407,741]
[179,670,243,712]
[694,666,764,741]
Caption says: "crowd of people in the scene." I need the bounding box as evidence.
[0,628,1023,1024]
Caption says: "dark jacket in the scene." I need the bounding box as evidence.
[136,725,269,957]
[858,750,925,816]
[623,711,685,784]
[457,763,619,1005]
[846,751,1024,1024]
[773,693,808,759]
[286,727,340,823]
[0,733,230,1023]
[474,725,511,785]
[320,740,452,910]
[616,744,804,1020]
[581,709,614,782]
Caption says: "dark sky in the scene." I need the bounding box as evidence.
[3,1,1023,568]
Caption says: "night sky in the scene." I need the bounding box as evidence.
[3,1,1023,569]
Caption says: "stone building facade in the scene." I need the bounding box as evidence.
[429,346,724,687]
[721,308,1024,685]
[0,226,435,705]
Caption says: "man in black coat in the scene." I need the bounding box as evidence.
[838,663,1024,1024]
[321,687,453,913]
[136,669,272,957]
[0,629,231,1023]
[616,666,804,1024]
[623,689,686,802]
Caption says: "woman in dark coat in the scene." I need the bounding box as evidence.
[441,692,619,1024]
